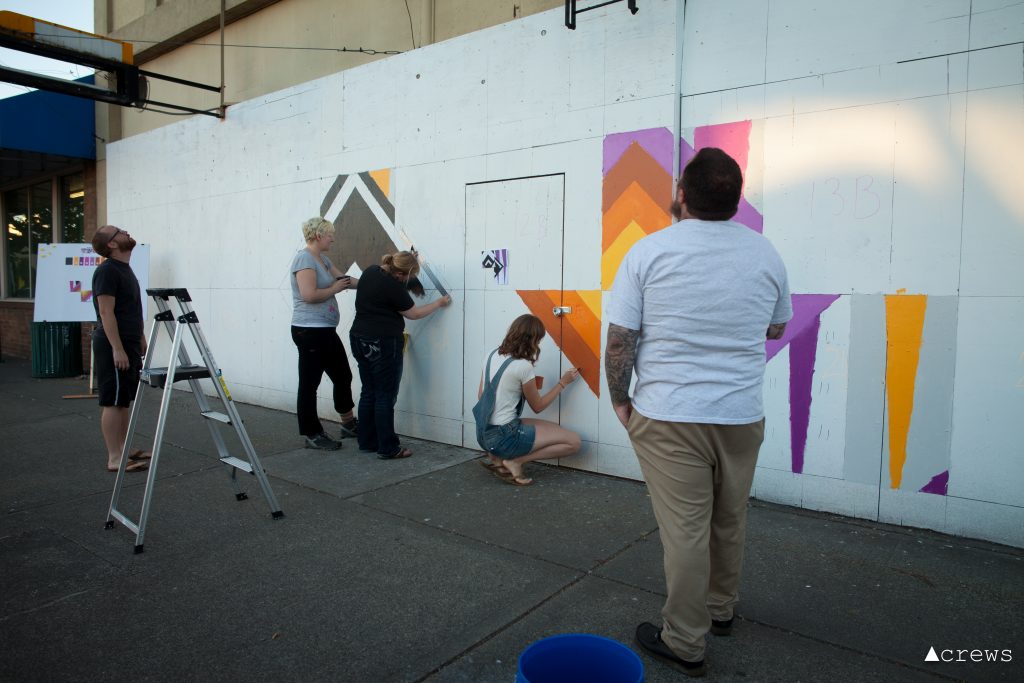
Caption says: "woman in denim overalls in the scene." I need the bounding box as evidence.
[477,314,581,485]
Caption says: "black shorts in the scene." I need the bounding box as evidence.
[93,333,143,407]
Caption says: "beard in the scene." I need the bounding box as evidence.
[670,200,683,220]
[124,236,137,250]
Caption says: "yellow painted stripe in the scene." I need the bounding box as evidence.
[577,290,602,319]
[885,294,928,489]
[601,221,648,290]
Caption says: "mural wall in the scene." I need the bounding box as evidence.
[106,1,1023,546]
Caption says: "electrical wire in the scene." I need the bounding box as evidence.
[404,0,417,49]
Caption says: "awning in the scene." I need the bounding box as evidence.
[0,76,95,185]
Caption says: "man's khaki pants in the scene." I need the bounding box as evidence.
[628,412,764,661]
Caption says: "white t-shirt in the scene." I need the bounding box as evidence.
[607,219,792,424]
[482,351,536,426]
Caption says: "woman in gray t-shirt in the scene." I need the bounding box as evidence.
[289,217,359,450]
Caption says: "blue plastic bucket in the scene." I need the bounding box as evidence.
[516,633,644,683]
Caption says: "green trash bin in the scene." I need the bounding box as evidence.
[31,322,83,378]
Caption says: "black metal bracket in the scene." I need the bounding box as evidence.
[565,0,638,30]
[0,30,222,117]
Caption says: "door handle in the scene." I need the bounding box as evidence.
[552,306,572,317]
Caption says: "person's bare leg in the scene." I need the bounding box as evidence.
[502,419,581,483]
[102,406,130,469]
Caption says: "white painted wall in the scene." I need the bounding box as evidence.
[107,0,1024,547]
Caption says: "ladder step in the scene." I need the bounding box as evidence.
[201,410,232,424]
[109,509,139,534]
[220,456,253,473]
[142,365,211,388]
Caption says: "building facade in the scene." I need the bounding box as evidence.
[97,0,1024,546]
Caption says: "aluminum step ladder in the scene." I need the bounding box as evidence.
[105,288,283,553]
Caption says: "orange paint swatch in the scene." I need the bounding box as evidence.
[885,294,927,489]
[517,290,602,396]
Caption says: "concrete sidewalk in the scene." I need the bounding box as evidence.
[0,357,1020,682]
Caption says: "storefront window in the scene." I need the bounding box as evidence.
[61,173,85,243]
[4,187,30,298]
[3,180,53,298]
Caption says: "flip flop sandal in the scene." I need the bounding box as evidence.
[378,447,413,460]
[107,460,149,473]
[478,459,511,476]
[503,474,533,487]
[128,449,152,461]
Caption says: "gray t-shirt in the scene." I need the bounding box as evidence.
[290,249,340,328]
[607,219,792,424]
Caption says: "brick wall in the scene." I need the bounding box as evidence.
[0,302,32,359]
[0,302,94,370]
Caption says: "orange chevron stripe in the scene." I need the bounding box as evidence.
[369,169,390,198]
[560,291,601,359]
[603,142,673,212]
[516,289,601,397]
[602,183,671,252]
[560,321,600,395]
[885,294,927,489]
[517,290,563,344]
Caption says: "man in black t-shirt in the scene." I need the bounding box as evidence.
[90,225,149,473]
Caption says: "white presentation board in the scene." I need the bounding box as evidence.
[33,243,151,323]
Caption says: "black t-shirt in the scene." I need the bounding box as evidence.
[92,258,144,341]
[350,265,416,338]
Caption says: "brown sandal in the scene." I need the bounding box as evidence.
[107,460,149,473]
[378,447,413,460]
[479,459,511,476]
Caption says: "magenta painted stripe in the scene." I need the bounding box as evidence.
[920,470,949,495]
[694,120,753,174]
[603,127,674,177]
[680,130,762,233]
[767,294,842,361]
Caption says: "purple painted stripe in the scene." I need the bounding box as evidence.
[680,138,697,170]
[767,294,842,361]
[919,470,949,495]
[734,197,764,234]
[603,127,674,177]
[788,319,820,474]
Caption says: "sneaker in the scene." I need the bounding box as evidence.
[304,432,340,450]
[339,418,359,439]
[635,622,706,677]
[710,617,733,636]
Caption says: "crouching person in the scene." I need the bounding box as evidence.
[474,314,581,486]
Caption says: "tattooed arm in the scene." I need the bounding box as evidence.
[605,323,641,428]
[767,322,787,340]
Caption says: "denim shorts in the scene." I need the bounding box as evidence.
[482,418,536,458]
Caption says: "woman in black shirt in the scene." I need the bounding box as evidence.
[349,251,451,458]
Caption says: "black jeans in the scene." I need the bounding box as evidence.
[349,333,404,457]
[291,326,354,437]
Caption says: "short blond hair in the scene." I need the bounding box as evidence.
[302,217,335,242]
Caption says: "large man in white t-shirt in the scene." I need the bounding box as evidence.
[606,147,792,677]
